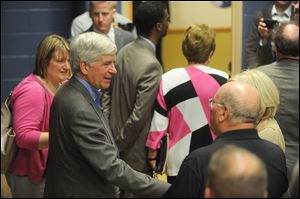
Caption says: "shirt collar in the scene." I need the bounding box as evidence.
[272,4,292,18]
[93,24,115,43]
[107,25,115,43]
[75,76,102,107]
[140,36,156,52]
[215,128,259,142]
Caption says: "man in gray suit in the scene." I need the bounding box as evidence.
[102,1,169,196]
[257,22,299,180]
[257,21,299,181]
[87,1,135,53]
[44,32,170,198]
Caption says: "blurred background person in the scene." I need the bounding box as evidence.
[245,1,296,68]
[146,24,228,183]
[257,21,299,180]
[205,145,268,198]
[73,1,135,54]
[6,34,70,198]
[70,1,136,37]
[229,69,285,151]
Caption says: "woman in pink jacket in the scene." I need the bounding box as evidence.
[6,34,71,198]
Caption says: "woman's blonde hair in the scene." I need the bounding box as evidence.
[34,34,70,78]
[229,69,280,119]
[182,24,216,63]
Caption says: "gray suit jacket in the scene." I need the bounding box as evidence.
[114,27,135,53]
[44,76,169,198]
[86,26,135,53]
[257,59,299,179]
[245,5,295,68]
[102,37,163,174]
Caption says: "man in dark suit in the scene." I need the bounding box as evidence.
[87,1,135,53]
[163,81,288,198]
[245,1,295,67]
[44,32,170,198]
[257,21,299,181]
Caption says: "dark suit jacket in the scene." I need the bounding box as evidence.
[44,76,169,198]
[245,5,295,68]
[163,129,288,198]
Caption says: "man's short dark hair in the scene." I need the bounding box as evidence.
[134,1,167,36]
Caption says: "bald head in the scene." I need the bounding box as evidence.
[274,22,299,57]
[283,23,299,41]
[206,145,268,198]
[216,81,261,124]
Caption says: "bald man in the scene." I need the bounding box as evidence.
[257,22,299,180]
[163,82,288,198]
[205,145,268,198]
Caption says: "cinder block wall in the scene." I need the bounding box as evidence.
[1,1,85,102]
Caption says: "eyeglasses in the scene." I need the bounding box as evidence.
[208,98,225,108]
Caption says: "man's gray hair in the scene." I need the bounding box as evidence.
[220,89,261,124]
[70,32,117,73]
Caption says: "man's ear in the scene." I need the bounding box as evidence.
[218,107,228,122]
[155,22,163,32]
[112,8,116,19]
[219,115,224,122]
[79,61,89,75]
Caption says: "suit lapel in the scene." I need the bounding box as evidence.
[70,77,117,146]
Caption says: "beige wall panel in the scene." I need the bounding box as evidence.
[120,1,132,21]
[162,29,231,73]
[120,1,232,74]
[169,1,231,29]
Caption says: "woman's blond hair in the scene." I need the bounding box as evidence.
[229,69,280,119]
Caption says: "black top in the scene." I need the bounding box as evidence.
[163,128,288,198]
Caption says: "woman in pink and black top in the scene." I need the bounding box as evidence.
[146,24,229,183]
[6,34,70,198]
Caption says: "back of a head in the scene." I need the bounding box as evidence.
[229,69,280,119]
[274,22,299,57]
[70,32,116,73]
[206,145,268,198]
[134,1,167,36]
[217,82,261,125]
[182,24,216,63]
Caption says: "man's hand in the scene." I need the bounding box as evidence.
[148,148,158,171]
[258,18,272,40]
